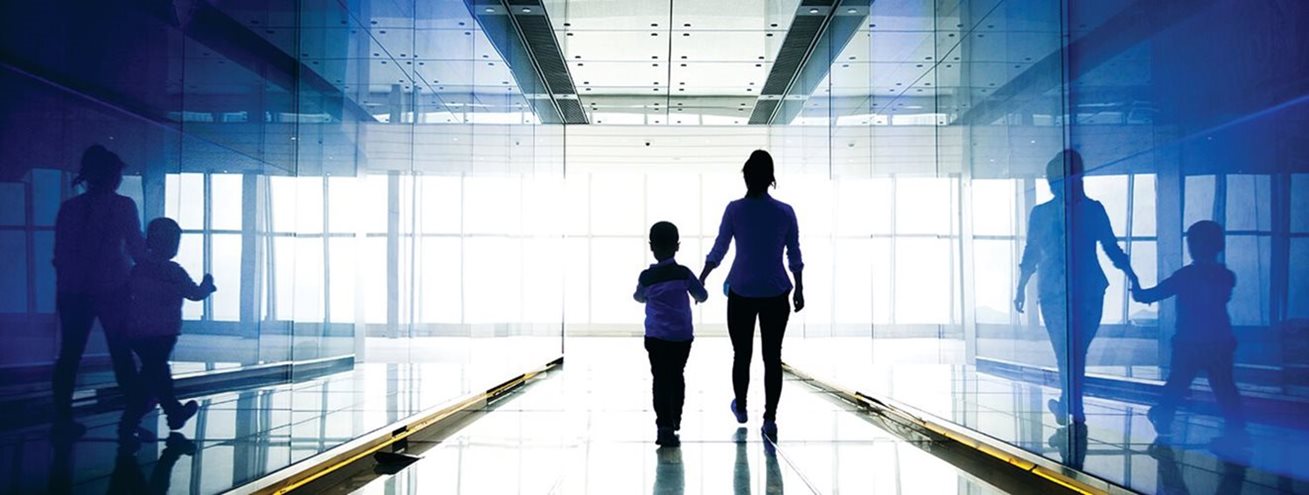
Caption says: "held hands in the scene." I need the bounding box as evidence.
[698,262,717,287]
[793,288,805,312]
[1128,278,1146,304]
[1013,290,1026,313]
[1125,269,1144,304]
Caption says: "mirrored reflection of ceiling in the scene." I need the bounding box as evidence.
[174,0,1069,127]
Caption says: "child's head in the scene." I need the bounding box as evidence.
[1186,220,1225,261]
[76,145,125,192]
[649,221,679,261]
[146,217,183,260]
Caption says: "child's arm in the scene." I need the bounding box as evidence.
[633,278,648,303]
[1131,273,1176,304]
[687,270,709,304]
[172,266,217,301]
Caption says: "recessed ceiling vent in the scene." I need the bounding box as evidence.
[751,0,871,125]
[468,0,588,124]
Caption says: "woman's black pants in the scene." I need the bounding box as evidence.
[727,290,790,421]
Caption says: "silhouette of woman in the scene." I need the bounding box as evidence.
[51,144,145,435]
[1015,149,1137,425]
[700,150,804,440]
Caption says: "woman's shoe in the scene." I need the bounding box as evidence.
[1048,399,1067,426]
[167,400,199,430]
[761,420,778,441]
[730,399,748,424]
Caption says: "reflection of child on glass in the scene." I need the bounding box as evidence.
[119,218,216,439]
[1132,220,1246,446]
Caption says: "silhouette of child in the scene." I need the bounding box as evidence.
[635,221,708,447]
[1132,220,1246,445]
[118,217,216,439]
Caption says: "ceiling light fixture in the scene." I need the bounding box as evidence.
[808,8,820,14]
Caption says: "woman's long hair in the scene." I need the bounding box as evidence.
[743,149,776,195]
[74,144,125,191]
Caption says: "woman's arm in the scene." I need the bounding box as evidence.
[121,198,146,263]
[791,269,804,312]
[52,204,70,269]
[701,205,733,284]
[1096,204,1138,286]
[1015,210,1041,313]
[786,206,805,312]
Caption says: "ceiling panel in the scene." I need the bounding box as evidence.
[671,0,802,31]
[670,62,770,93]
[669,31,781,62]
[561,30,670,61]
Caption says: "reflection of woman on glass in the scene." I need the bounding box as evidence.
[1014,150,1137,425]
[52,145,145,435]
[699,150,804,440]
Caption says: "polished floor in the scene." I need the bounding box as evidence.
[8,337,1307,494]
[333,338,1011,495]
[786,338,1309,494]
[0,337,557,494]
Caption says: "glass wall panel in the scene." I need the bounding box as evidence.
[775,0,1309,491]
[0,0,564,491]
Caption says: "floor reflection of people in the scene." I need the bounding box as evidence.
[1046,424,1088,470]
[1015,149,1138,426]
[107,432,195,495]
[732,427,783,495]
[52,145,146,436]
[734,428,750,495]
[46,432,77,494]
[1132,221,1247,450]
[652,446,684,495]
[1149,441,1247,495]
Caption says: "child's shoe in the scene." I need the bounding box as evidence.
[730,399,747,424]
[167,400,200,430]
[656,427,680,447]
[163,432,197,457]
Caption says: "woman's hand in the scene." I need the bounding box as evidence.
[1013,290,1026,313]
[698,262,718,286]
[793,288,805,312]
